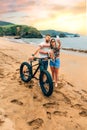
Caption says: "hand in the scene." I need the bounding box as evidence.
[28,56,34,61]
[56,39,60,43]
[49,50,55,60]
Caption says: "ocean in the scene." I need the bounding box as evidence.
[22,36,87,50]
[9,36,87,56]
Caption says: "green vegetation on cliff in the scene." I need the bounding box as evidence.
[0,22,42,38]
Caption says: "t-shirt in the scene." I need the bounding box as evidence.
[49,47,60,61]
[39,42,50,58]
[53,47,60,57]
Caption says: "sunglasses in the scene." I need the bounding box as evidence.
[51,40,55,43]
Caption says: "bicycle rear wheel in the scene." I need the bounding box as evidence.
[39,70,53,97]
[20,62,32,82]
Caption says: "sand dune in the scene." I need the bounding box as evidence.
[0,37,87,130]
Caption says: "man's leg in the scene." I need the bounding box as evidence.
[43,60,48,70]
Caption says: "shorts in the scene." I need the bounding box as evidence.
[50,58,60,68]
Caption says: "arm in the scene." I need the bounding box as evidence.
[33,44,50,55]
[39,43,50,54]
[28,46,41,61]
[30,43,49,57]
[33,46,41,56]
[57,39,61,49]
[42,44,50,47]
[39,50,48,54]
[49,49,55,60]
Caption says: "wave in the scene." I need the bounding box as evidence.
[62,48,87,54]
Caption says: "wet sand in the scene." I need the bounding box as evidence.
[0,37,87,130]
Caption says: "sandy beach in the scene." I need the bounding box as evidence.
[0,37,87,130]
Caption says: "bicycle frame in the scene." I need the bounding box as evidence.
[30,59,44,80]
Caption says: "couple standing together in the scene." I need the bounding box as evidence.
[29,34,61,87]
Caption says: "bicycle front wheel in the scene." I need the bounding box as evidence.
[39,70,53,97]
[20,62,32,82]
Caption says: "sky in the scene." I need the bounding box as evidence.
[0,0,86,35]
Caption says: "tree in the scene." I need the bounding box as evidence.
[0,27,3,36]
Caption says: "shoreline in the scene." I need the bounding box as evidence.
[62,47,87,54]
[1,36,87,55]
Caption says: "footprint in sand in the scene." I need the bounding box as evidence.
[28,84,34,88]
[81,89,87,94]
[33,94,38,99]
[25,80,34,89]
[11,74,17,80]
[81,95,87,102]
[57,82,64,89]
[0,69,4,78]
[71,104,83,110]
[0,108,15,130]
[18,80,23,85]
[0,109,5,125]
[15,61,21,64]
[46,111,51,119]
[73,90,82,95]
[66,81,74,87]
[79,109,87,117]
[54,90,71,104]
[53,111,67,117]
[0,119,5,124]
[0,73,4,78]
[16,68,20,71]
[27,118,44,129]
[11,99,23,106]
[43,102,59,109]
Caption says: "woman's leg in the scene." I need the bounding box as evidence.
[54,68,59,85]
[50,66,55,82]
[54,58,60,87]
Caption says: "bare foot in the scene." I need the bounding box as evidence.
[55,83,58,87]
[53,80,55,83]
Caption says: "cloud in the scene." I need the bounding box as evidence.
[48,1,85,16]
[71,1,86,14]
[0,0,38,14]
[0,0,86,34]
[0,0,85,16]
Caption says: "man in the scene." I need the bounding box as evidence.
[29,34,51,70]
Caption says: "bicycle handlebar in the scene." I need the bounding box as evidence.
[33,56,50,61]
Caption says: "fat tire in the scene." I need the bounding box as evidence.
[39,70,53,96]
[20,62,32,82]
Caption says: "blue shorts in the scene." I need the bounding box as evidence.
[50,58,60,68]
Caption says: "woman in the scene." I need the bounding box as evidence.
[49,38,61,87]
